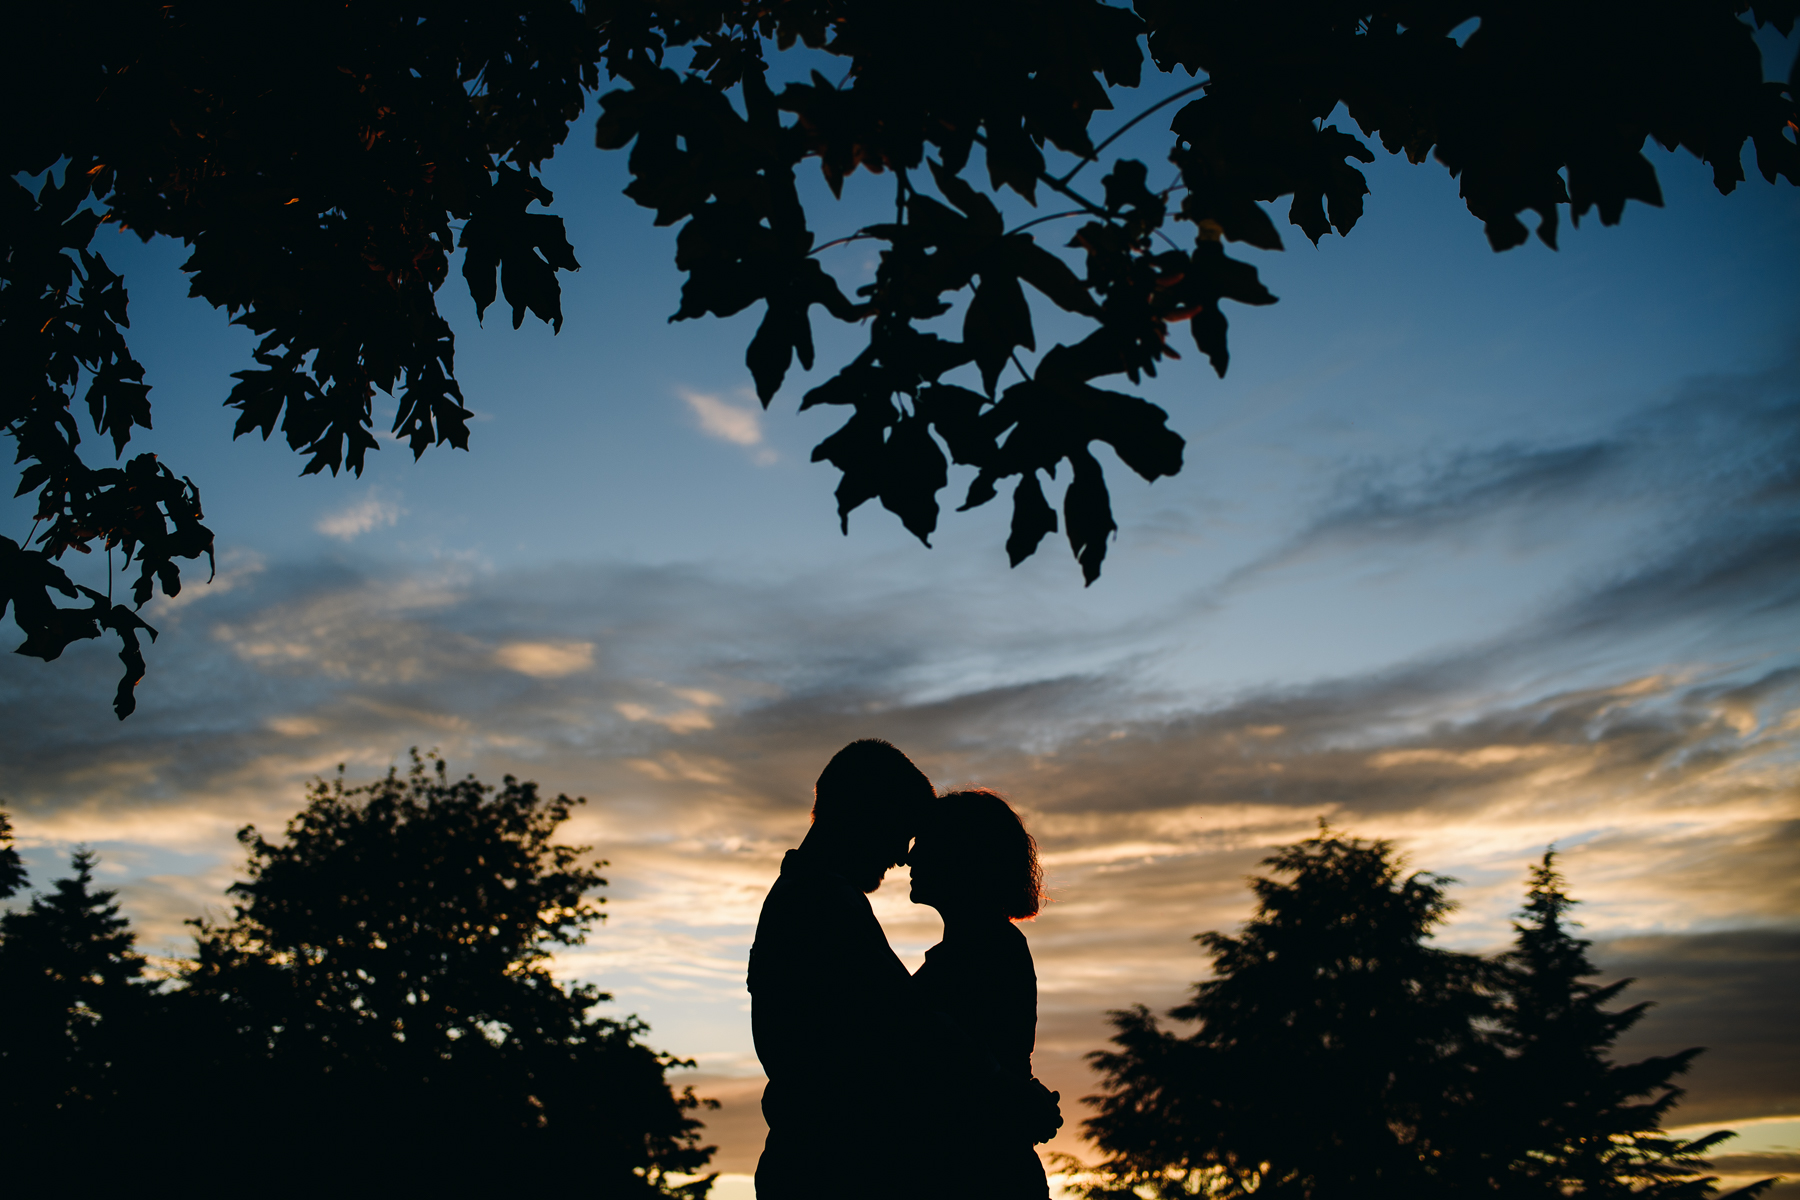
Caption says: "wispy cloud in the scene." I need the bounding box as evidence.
[493,640,595,678]
[314,489,404,540]
[1208,349,1800,603]
[148,548,265,615]
[616,681,727,733]
[679,389,777,466]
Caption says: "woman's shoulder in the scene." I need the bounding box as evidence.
[918,921,1034,969]
[1000,920,1036,968]
[974,920,1037,978]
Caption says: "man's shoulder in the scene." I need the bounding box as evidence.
[748,850,897,996]
[762,848,860,901]
[757,853,867,931]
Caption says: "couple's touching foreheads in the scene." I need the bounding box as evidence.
[749,739,1061,1199]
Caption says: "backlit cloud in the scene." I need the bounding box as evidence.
[314,489,404,540]
[494,640,596,678]
[2,535,1792,1171]
[679,388,777,465]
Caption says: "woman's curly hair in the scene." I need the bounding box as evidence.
[928,787,1045,920]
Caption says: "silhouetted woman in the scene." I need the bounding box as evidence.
[908,788,1050,1199]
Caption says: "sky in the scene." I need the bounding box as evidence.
[4,28,1799,1197]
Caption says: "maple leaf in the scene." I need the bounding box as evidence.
[460,166,580,332]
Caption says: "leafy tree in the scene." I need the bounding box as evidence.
[168,752,717,1195]
[1074,827,1495,1198]
[7,3,1796,713]
[0,845,156,1152]
[1490,850,1773,1199]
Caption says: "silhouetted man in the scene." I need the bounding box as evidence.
[749,739,931,1199]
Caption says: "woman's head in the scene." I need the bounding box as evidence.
[908,788,1044,920]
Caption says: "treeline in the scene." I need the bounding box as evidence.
[2,773,1779,1198]
[0,756,715,1196]
[1069,827,1775,1200]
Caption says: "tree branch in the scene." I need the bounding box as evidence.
[1058,81,1210,187]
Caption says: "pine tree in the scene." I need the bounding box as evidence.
[1495,851,1774,1200]
[0,812,25,898]
[0,845,154,1145]
[1077,826,1495,1199]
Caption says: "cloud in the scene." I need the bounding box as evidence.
[493,640,595,678]
[679,389,777,465]
[148,548,265,614]
[314,489,403,540]
[3,353,1797,1171]
[1209,350,1800,603]
[616,682,726,733]
[1594,930,1800,1126]
[2,546,1794,1170]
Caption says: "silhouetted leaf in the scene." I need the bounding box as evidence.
[1006,473,1058,566]
[1063,449,1116,584]
[965,270,1034,395]
[1082,386,1185,482]
[812,404,893,532]
[880,413,948,544]
[461,166,580,332]
[915,384,998,465]
[391,365,473,458]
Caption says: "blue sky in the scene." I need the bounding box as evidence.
[4,35,1799,1190]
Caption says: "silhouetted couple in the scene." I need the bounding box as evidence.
[749,739,1060,1199]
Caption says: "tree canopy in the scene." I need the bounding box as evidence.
[6,1,1797,715]
[0,846,156,1152]
[1071,830,1774,1199]
[0,759,718,1195]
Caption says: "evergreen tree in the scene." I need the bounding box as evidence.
[169,752,717,1196]
[0,812,25,898]
[0,845,154,1147]
[1076,826,1495,1199]
[1494,851,1773,1200]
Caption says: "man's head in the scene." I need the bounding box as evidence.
[808,739,934,892]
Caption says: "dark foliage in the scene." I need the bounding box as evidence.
[0,812,26,899]
[0,846,157,1153]
[1071,832,1773,1199]
[6,4,1795,715]
[1488,851,1775,1198]
[4,1,598,715]
[1075,827,1496,1197]
[0,770,716,1196]
[599,0,1800,588]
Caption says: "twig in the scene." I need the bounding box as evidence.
[808,231,880,257]
[964,129,1110,218]
[1007,209,1089,238]
[1057,81,1209,187]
